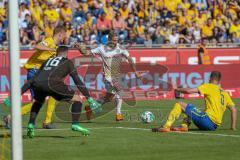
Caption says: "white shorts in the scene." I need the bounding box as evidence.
[104,79,122,99]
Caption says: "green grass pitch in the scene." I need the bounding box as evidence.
[1,99,240,160]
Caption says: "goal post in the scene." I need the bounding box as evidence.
[9,0,23,160]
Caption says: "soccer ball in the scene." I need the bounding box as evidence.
[140,111,155,123]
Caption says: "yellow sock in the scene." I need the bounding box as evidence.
[181,113,190,128]
[43,97,56,124]
[164,103,183,128]
[21,103,33,115]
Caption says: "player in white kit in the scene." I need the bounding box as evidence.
[75,30,140,121]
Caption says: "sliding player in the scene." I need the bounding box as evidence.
[152,71,237,132]
[75,30,141,121]
[22,46,101,138]
[22,26,66,129]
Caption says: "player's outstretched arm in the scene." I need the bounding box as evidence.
[175,87,199,94]
[126,56,141,79]
[70,69,91,99]
[70,67,102,114]
[228,105,237,131]
[74,43,91,55]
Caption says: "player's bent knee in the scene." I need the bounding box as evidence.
[71,94,82,102]
[178,101,188,110]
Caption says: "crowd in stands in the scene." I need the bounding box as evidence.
[0,0,240,48]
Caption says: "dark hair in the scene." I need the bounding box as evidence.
[53,26,66,35]
[57,46,69,56]
[210,71,221,82]
[108,30,118,40]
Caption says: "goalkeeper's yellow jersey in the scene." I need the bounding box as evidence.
[198,83,235,126]
[24,37,57,70]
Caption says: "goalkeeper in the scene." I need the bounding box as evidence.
[21,46,101,138]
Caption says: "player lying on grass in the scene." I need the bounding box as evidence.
[21,46,101,138]
[75,30,141,121]
[152,71,237,132]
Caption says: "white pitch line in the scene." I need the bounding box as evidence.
[176,131,240,138]
[115,127,150,131]
[0,127,116,133]
[1,127,240,138]
[36,127,115,131]
[114,127,240,138]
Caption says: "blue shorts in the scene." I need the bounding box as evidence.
[27,69,38,99]
[185,104,217,131]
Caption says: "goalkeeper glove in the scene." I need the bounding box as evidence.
[3,97,11,108]
[87,97,102,114]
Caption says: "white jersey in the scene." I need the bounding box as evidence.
[90,44,129,82]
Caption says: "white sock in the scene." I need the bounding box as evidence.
[115,97,123,115]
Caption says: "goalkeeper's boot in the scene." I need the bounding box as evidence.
[85,105,93,120]
[27,123,35,138]
[71,124,90,136]
[171,126,188,132]
[152,127,170,133]
[116,114,123,121]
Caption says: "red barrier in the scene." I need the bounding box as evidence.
[1,48,240,67]
[0,64,240,102]
[178,48,240,64]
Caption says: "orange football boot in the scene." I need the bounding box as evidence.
[116,114,123,121]
[171,126,188,132]
[152,127,170,133]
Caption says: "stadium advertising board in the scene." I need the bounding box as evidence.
[0,48,240,67]
[0,64,239,102]
[178,48,240,65]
